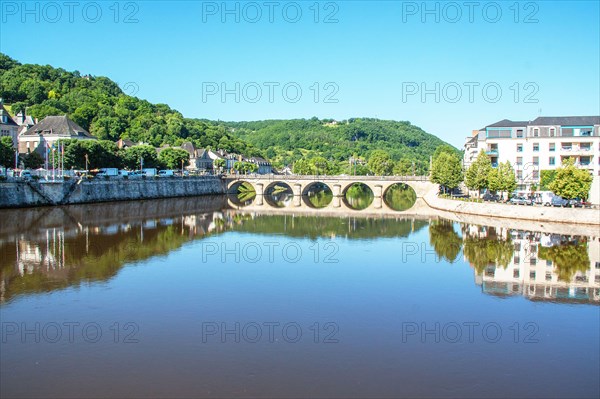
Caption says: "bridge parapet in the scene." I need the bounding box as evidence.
[223,174,434,198]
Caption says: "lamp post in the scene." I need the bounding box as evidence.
[85,154,89,177]
[181,159,184,177]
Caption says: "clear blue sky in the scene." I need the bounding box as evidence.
[1,0,599,148]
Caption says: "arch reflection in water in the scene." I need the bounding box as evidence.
[343,183,374,210]
[228,181,256,207]
[302,182,333,209]
[264,182,294,208]
[383,183,417,211]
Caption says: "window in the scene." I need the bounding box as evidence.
[549,128,555,137]
[533,128,539,137]
[533,143,539,152]
[516,157,523,166]
[580,129,592,136]
[530,271,536,280]
[562,143,572,151]
[580,156,591,166]
[561,128,574,136]
[516,130,524,138]
[513,269,520,278]
[580,143,591,151]
[517,170,523,179]
[549,143,555,152]
[533,156,539,166]
[517,144,523,152]
[549,157,555,166]
[532,170,539,179]
[545,273,552,281]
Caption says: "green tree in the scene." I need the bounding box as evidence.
[549,157,593,200]
[121,145,159,169]
[0,136,14,167]
[430,152,463,193]
[22,151,44,169]
[158,147,190,169]
[539,170,557,191]
[368,150,393,176]
[465,150,492,196]
[393,158,413,176]
[213,158,226,172]
[498,161,517,199]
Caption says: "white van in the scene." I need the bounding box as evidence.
[535,191,556,206]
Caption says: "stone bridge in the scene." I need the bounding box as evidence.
[223,175,437,214]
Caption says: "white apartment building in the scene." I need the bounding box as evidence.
[464,116,600,204]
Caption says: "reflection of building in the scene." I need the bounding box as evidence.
[466,226,600,303]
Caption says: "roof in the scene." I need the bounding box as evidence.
[0,105,18,126]
[482,116,600,130]
[530,116,600,126]
[485,119,529,128]
[13,111,36,127]
[22,115,94,138]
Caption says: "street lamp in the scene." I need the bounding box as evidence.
[84,153,89,176]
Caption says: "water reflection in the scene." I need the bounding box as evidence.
[384,183,417,211]
[460,224,600,304]
[343,183,374,210]
[228,181,256,206]
[264,183,293,208]
[1,199,597,305]
[303,182,333,208]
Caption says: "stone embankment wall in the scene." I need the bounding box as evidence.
[0,177,225,208]
[424,190,600,226]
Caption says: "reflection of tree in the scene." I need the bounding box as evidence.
[384,184,417,211]
[463,234,513,274]
[345,183,374,210]
[429,220,462,263]
[1,225,194,302]
[539,240,590,282]
[230,214,428,240]
[306,190,333,208]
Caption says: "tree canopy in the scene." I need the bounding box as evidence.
[549,157,593,200]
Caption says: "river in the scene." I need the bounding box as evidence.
[1,193,598,398]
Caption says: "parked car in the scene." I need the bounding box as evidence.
[535,191,556,206]
[96,168,119,177]
[482,192,500,202]
[566,198,584,208]
[510,196,533,206]
[551,196,568,207]
[20,170,32,180]
[158,170,174,177]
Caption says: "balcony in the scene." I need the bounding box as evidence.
[486,150,499,156]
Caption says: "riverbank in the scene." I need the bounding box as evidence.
[0,177,225,208]
[424,190,600,226]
